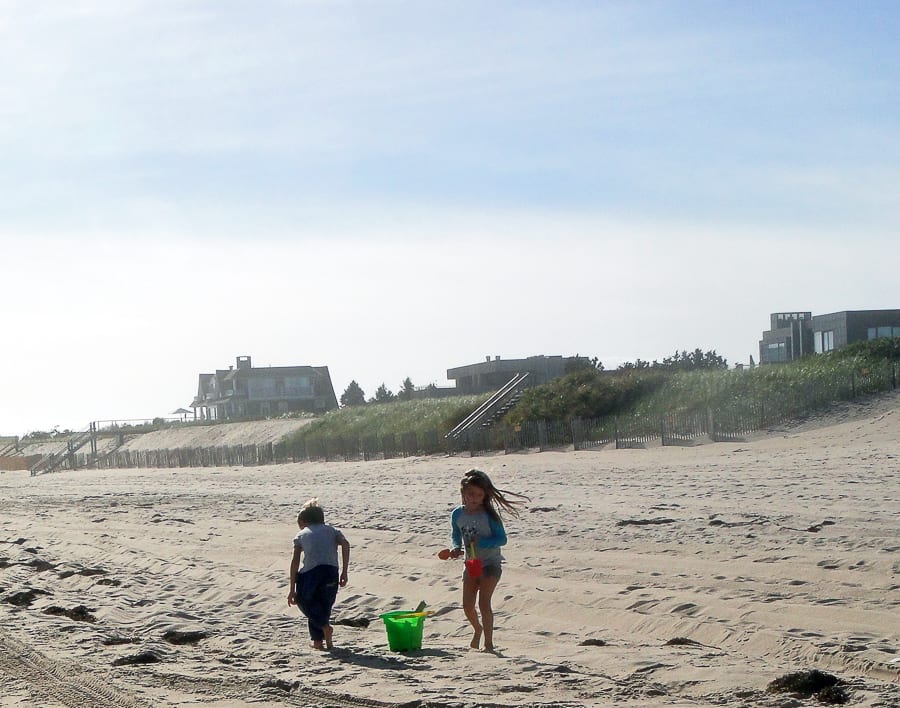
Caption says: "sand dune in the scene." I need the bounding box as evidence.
[1,399,898,706]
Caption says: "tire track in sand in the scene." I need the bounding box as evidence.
[0,629,148,708]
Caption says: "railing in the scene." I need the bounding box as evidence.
[29,426,96,476]
[445,373,530,440]
[0,438,19,456]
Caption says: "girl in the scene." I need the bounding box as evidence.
[448,469,529,652]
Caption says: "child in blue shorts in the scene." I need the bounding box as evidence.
[287,498,350,650]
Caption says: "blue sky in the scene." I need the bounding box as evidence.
[1,1,898,435]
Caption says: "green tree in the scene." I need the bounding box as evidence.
[658,349,728,371]
[397,377,415,401]
[340,380,366,407]
[566,355,605,373]
[371,383,396,403]
[618,358,652,371]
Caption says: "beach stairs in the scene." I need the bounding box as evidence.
[445,372,531,441]
[0,439,19,456]
[30,428,96,476]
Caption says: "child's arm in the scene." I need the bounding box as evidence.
[338,537,350,587]
[449,507,464,557]
[287,546,302,606]
[477,517,508,549]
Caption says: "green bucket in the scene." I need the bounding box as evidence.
[380,611,426,651]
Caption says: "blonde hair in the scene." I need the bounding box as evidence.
[297,497,325,524]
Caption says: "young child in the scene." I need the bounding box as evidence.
[448,469,529,652]
[287,498,350,650]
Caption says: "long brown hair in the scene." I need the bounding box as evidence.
[460,469,529,523]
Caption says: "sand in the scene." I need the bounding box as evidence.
[1,396,898,707]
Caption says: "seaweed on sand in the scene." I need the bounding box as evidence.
[766,669,848,704]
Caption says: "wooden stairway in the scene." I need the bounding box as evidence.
[30,427,96,476]
[445,372,531,440]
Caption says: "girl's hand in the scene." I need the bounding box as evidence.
[287,590,296,607]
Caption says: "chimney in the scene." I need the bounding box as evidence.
[237,356,252,370]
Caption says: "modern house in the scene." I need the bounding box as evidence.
[190,356,339,421]
[446,354,589,394]
[759,309,900,364]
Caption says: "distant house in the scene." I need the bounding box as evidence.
[446,354,589,394]
[759,309,900,364]
[190,355,339,421]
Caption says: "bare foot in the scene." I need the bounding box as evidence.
[482,644,497,654]
[309,640,324,651]
[323,625,334,650]
[469,626,482,650]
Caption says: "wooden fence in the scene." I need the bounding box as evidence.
[56,361,898,472]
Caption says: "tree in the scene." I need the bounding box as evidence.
[618,358,652,371]
[617,349,728,372]
[566,355,605,373]
[397,377,415,401]
[340,380,366,407]
[371,383,396,403]
[658,349,728,371]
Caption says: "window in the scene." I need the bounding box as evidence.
[868,326,900,339]
[766,342,787,362]
[814,330,835,353]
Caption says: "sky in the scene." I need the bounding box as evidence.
[1,1,898,436]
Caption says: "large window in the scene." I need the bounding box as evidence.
[814,330,835,354]
[766,341,787,362]
[868,326,900,339]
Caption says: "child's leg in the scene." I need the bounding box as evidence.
[461,573,481,649]
[296,566,338,648]
[318,568,339,649]
[478,574,500,651]
[296,574,325,646]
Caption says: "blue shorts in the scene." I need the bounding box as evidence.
[464,564,502,580]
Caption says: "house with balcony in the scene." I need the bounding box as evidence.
[190,355,338,421]
[759,309,900,364]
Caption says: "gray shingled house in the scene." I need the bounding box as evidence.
[190,355,338,421]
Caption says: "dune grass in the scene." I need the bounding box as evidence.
[282,394,491,446]
[290,339,899,443]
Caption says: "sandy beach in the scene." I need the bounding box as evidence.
[1,396,898,707]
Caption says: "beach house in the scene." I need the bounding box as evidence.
[759,309,900,364]
[190,355,339,421]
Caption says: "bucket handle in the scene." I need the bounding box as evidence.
[384,611,434,619]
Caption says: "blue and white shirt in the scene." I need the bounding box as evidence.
[451,506,507,567]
